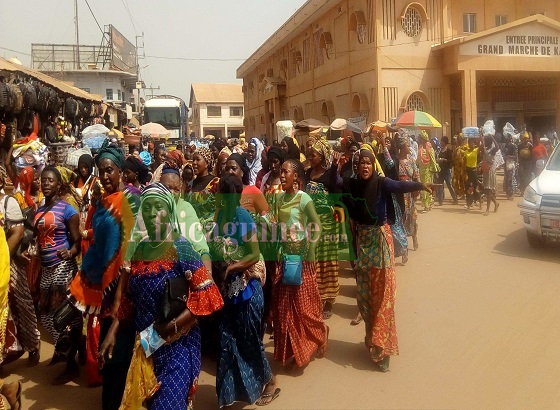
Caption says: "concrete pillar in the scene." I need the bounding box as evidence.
[461,69,478,126]
[556,82,560,134]
[225,123,228,139]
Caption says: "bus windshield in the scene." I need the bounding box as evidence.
[144,107,180,128]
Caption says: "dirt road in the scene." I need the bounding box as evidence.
[4,194,560,409]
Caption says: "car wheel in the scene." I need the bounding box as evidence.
[526,231,544,248]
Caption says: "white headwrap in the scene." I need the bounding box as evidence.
[246,137,264,185]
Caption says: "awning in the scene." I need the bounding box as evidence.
[0,57,102,102]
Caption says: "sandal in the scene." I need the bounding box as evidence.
[322,310,333,320]
[255,387,281,406]
[28,349,40,367]
[15,381,22,410]
[350,313,363,326]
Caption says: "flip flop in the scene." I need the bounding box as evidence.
[255,387,281,406]
[322,310,333,320]
[350,315,363,326]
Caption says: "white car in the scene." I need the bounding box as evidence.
[519,144,560,247]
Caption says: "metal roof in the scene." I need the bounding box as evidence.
[189,83,243,107]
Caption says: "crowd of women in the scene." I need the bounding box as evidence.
[0,121,437,409]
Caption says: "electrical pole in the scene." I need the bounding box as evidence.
[74,0,80,69]
[144,85,160,100]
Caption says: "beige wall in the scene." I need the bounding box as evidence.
[240,0,560,141]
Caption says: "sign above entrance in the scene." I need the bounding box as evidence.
[460,22,560,57]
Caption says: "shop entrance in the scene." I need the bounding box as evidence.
[524,115,556,135]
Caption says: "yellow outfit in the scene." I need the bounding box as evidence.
[465,147,479,168]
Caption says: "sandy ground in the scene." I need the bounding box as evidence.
[3,190,560,409]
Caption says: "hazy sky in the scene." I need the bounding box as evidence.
[0,0,306,103]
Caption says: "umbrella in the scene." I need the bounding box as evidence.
[367,120,388,133]
[295,118,325,131]
[140,123,170,139]
[81,124,110,138]
[394,111,442,128]
[330,118,363,134]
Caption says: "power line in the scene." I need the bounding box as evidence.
[120,0,142,34]
[0,46,31,57]
[83,0,105,36]
[145,55,246,62]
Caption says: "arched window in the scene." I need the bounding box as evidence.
[406,92,425,111]
[401,3,427,38]
[321,101,334,124]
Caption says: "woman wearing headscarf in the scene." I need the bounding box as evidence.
[74,154,96,202]
[13,166,43,211]
[246,138,264,185]
[482,136,501,216]
[281,137,301,161]
[123,156,150,195]
[255,147,269,189]
[304,138,340,319]
[99,183,223,410]
[33,166,82,384]
[416,130,439,213]
[56,166,83,212]
[396,135,420,252]
[212,174,279,407]
[214,146,232,178]
[68,140,136,406]
[377,136,409,263]
[331,150,433,371]
[189,147,219,230]
[0,167,41,366]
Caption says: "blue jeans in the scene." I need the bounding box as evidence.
[436,169,457,203]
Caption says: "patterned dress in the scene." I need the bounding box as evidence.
[214,207,271,407]
[305,171,339,304]
[120,238,223,410]
[188,176,219,232]
[272,191,327,367]
[398,158,419,238]
[452,145,467,198]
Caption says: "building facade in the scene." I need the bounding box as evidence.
[189,83,244,139]
[237,0,560,142]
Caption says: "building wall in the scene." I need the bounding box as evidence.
[240,0,560,140]
[190,99,244,139]
[47,71,133,102]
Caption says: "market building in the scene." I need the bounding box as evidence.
[237,0,560,142]
[189,83,244,139]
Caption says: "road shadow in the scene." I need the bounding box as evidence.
[322,338,374,372]
[493,227,560,263]
[333,301,359,322]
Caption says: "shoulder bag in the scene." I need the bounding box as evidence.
[282,254,303,286]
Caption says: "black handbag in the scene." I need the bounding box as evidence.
[158,276,189,323]
[53,300,82,333]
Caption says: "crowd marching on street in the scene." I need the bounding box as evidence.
[0,117,557,410]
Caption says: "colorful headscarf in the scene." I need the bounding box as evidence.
[137,183,180,235]
[57,165,84,207]
[420,130,430,141]
[214,146,232,177]
[167,149,186,169]
[196,147,215,173]
[96,139,125,170]
[139,151,152,166]
[247,138,264,185]
[311,137,332,169]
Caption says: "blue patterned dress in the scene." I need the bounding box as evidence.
[123,238,223,410]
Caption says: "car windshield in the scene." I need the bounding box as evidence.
[546,144,560,171]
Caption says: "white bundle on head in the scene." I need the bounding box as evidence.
[276,120,293,140]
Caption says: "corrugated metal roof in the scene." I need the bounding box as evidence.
[0,57,102,102]
[190,83,243,105]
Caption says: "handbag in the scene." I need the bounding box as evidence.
[282,254,303,286]
[158,276,189,323]
[53,299,82,333]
